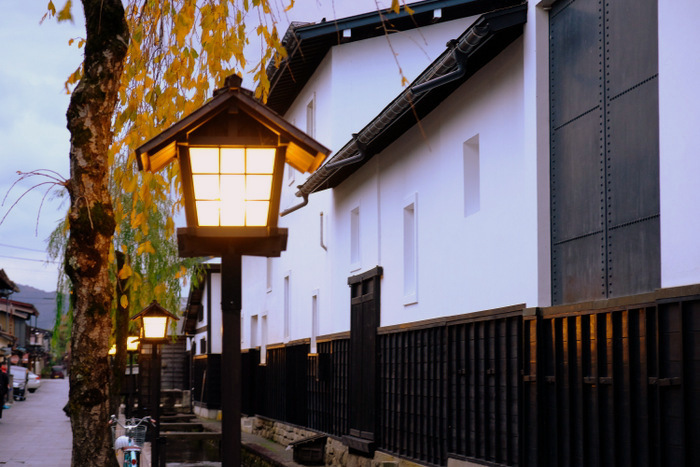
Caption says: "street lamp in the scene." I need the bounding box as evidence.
[109,337,141,417]
[132,301,178,467]
[135,75,330,467]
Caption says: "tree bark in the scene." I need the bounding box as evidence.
[65,1,129,466]
[110,251,130,417]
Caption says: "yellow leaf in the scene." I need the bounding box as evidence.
[391,0,400,14]
[57,0,73,22]
[120,294,128,309]
[47,1,56,15]
[118,264,133,280]
[137,241,156,256]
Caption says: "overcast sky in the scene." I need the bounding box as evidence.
[0,0,385,292]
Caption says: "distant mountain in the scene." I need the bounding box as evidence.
[12,284,58,331]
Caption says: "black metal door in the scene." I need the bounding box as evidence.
[344,266,382,455]
[550,0,660,305]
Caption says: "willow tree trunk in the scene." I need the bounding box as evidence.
[64,1,129,466]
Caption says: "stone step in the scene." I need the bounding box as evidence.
[161,431,221,440]
[161,422,204,432]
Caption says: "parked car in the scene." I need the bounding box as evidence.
[50,366,65,379]
[9,365,28,401]
[27,371,41,393]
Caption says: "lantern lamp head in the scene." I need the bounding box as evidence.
[131,300,179,342]
[134,79,330,242]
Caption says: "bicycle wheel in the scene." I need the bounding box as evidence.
[123,449,141,467]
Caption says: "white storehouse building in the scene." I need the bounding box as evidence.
[182,1,700,465]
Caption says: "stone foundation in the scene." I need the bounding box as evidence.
[242,416,427,466]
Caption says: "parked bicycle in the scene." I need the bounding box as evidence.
[109,414,154,467]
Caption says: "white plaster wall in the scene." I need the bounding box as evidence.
[240,16,486,344]
[332,38,538,327]
[329,17,477,143]
[658,1,700,288]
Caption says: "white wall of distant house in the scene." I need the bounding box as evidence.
[658,0,700,288]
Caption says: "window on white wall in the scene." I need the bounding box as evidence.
[403,194,418,304]
[320,212,327,251]
[284,273,291,340]
[266,258,273,293]
[311,291,319,354]
[250,315,258,348]
[350,206,360,270]
[306,94,316,138]
[463,134,480,217]
[261,314,268,365]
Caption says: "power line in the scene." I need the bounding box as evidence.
[0,242,46,253]
[0,254,60,264]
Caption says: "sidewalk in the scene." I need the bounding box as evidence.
[0,378,72,466]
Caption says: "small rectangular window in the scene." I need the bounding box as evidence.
[306,95,316,138]
[261,315,268,365]
[250,315,258,348]
[266,258,273,293]
[350,206,360,270]
[464,134,480,217]
[284,273,291,340]
[311,291,319,354]
[403,194,418,304]
[320,212,327,251]
[200,337,207,355]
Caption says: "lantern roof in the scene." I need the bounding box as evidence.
[131,300,180,322]
[135,75,331,175]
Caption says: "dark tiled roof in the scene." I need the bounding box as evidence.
[266,0,524,115]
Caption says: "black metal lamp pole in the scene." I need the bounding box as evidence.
[221,250,242,466]
[151,342,162,467]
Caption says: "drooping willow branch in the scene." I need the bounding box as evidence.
[0,169,69,235]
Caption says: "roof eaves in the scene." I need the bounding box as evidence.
[266,0,524,115]
[293,3,527,198]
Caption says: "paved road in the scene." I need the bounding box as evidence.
[0,378,72,466]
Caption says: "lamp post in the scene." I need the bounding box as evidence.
[132,301,178,467]
[135,75,330,467]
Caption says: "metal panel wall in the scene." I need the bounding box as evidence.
[550,0,660,304]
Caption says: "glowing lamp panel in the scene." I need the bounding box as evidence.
[142,317,168,340]
[190,147,276,227]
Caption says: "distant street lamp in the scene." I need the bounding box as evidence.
[132,301,178,467]
[135,75,330,467]
[109,337,141,417]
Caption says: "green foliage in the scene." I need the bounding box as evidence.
[43,0,292,341]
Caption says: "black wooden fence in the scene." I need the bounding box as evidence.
[240,287,700,466]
